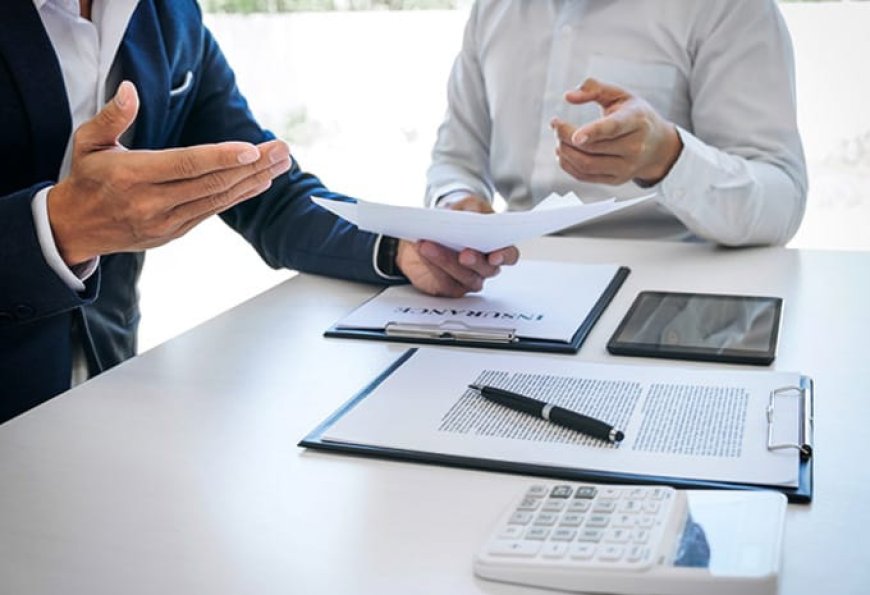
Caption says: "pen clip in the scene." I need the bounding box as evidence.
[385,321,518,344]
[766,379,814,460]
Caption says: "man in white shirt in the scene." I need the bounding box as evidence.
[421,0,807,246]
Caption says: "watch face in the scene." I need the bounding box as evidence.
[378,237,401,276]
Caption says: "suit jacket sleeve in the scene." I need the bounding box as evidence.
[177,24,388,285]
[0,182,99,325]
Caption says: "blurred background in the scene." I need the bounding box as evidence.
[138,0,870,351]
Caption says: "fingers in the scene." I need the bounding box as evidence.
[127,140,268,184]
[448,195,494,214]
[75,80,140,151]
[156,139,291,207]
[419,241,486,293]
[167,150,292,224]
[487,245,520,267]
[564,78,628,109]
[556,141,625,183]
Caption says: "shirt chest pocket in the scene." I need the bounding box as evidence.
[585,55,684,123]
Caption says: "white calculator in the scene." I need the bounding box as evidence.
[474,482,787,595]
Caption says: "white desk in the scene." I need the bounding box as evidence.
[1,237,869,594]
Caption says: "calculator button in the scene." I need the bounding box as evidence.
[642,501,661,514]
[559,513,584,527]
[613,514,636,528]
[533,512,559,527]
[526,485,549,498]
[487,540,541,558]
[628,488,647,500]
[525,527,550,540]
[636,515,656,528]
[603,528,631,544]
[574,486,597,499]
[577,528,604,543]
[541,543,568,559]
[569,543,597,560]
[509,511,534,525]
[598,545,625,562]
[517,497,541,511]
[592,499,617,513]
[633,529,651,544]
[542,499,567,512]
[498,526,524,539]
[650,488,668,500]
[626,545,650,563]
[585,514,610,528]
[600,488,622,499]
[617,500,641,514]
[567,500,592,513]
[551,528,577,542]
[550,485,574,498]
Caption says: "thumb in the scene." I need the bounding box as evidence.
[75,81,140,152]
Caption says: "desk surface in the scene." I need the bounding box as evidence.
[2,237,869,595]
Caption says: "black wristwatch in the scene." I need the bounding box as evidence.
[376,235,403,277]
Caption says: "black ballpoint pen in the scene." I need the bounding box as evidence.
[468,384,625,444]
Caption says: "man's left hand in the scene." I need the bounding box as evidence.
[550,78,683,186]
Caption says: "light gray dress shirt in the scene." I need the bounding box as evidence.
[426,0,807,245]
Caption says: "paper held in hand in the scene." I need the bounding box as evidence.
[311,192,654,253]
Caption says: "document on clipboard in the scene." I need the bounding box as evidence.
[326,260,629,353]
[300,348,814,502]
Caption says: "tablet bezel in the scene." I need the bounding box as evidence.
[606,291,783,365]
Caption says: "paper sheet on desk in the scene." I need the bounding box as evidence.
[311,192,654,253]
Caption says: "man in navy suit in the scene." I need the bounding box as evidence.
[0,0,518,423]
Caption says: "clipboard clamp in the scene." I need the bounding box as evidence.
[384,321,518,344]
[766,382,814,460]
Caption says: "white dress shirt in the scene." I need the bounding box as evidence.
[31,0,140,291]
[426,0,807,245]
[30,0,140,384]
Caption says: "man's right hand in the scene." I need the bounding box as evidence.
[396,195,520,297]
[47,81,293,266]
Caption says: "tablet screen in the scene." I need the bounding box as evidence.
[607,292,783,365]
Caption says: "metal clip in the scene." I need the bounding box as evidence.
[766,380,814,460]
[384,321,517,344]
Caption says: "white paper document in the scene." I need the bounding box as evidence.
[320,349,803,488]
[334,260,621,344]
[312,192,654,253]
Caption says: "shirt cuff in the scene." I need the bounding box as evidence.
[434,189,478,209]
[31,186,99,292]
[656,126,717,211]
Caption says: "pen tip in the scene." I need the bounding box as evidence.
[613,430,625,443]
[468,384,481,391]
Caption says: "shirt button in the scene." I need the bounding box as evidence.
[673,188,686,200]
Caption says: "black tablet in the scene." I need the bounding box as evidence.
[607,291,783,365]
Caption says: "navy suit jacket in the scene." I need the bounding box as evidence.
[0,0,389,422]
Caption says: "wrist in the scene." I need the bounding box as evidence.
[47,182,93,267]
[635,124,683,187]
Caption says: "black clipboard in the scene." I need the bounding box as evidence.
[300,349,814,503]
[324,266,630,354]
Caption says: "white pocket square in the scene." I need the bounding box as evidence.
[169,70,194,97]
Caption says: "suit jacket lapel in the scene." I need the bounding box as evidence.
[118,0,169,150]
[0,1,72,180]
